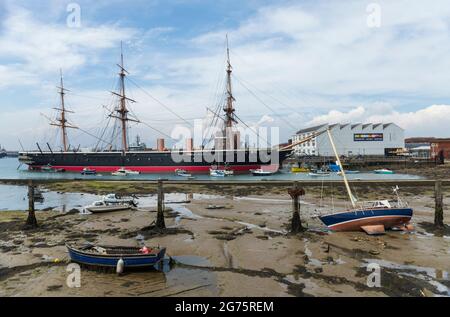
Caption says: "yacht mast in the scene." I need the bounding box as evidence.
[327,128,357,208]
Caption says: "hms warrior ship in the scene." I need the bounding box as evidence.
[19,42,295,174]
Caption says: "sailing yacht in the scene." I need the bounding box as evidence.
[318,129,413,233]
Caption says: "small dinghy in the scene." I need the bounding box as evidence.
[175,169,192,177]
[81,168,97,175]
[41,164,53,172]
[210,167,234,177]
[66,244,166,269]
[374,168,394,175]
[337,170,360,175]
[291,167,309,173]
[309,170,331,177]
[250,169,276,176]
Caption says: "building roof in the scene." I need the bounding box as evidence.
[296,122,403,135]
[405,137,435,144]
[296,124,327,134]
[406,137,450,144]
[410,145,431,151]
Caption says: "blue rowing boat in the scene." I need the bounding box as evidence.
[66,244,166,268]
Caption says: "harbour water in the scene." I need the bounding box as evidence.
[0,157,423,182]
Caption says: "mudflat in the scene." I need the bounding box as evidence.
[0,188,449,297]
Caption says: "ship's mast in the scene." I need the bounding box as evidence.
[110,42,137,152]
[50,70,77,152]
[224,35,236,129]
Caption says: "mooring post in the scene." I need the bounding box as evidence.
[156,180,166,229]
[435,180,444,228]
[26,180,38,229]
[288,182,305,233]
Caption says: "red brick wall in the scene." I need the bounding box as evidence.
[431,142,450,159]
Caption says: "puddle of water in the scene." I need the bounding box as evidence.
[363,259,450,296]
[303,239,325,267]
[234,196,314,206]
[171,255,212,268]
[236,221,285,234]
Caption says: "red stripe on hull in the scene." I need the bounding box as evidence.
[329,216,412,232]
[33,165,264,174]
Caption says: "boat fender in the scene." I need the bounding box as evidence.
[116,258,125,275]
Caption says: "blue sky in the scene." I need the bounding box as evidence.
[1,0,450,150]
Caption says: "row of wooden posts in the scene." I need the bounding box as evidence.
[24,180,446,231]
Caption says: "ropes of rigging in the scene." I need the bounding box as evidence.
[126,77,194,128]
[232,74,298,131]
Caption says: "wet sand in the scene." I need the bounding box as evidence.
[0,188,449,297]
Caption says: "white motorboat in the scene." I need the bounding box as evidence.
[103,193,138,206]
[309,170,331,177]
[250,169,275,176]
[112,167,141,176]
[210,168,234,177]
[374,168,395,175]
[84,201,132,214]
[175,169,192,177]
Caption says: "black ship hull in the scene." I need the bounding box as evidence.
[19,149,292,173]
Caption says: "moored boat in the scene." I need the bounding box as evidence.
[81,167,97,175]
[66,244,166,269]
[318,129,413,233]
[112,168,141,176]
[291,167,309,173]
[175,169,192,177]
[41,164,53,172]
[210,166,234,177]
[250,169,276,176]
[319,200,413,232]
[102,193,138,206]
[84,201,132,214]
[374,168,395,175]
[337,170,360,175]
[309,170,331,177]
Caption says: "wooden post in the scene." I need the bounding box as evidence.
[288,182,305,233]
[435,180,444,228]
[25,180,38,229]
[156,180,166,229]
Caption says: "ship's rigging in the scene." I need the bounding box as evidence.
[107,43,139,152]
[43,70,78,152]
[41,38,299,153]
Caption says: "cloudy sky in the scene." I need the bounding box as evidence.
[1,0,450,150]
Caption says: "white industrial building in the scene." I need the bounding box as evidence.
[293,123,405,156]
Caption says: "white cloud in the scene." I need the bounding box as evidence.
[0,5,136,85]
[3,1,450,149]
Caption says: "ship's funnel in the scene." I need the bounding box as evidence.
[157,139,165,152]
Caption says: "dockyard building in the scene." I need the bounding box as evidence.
[293,123,405,157]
